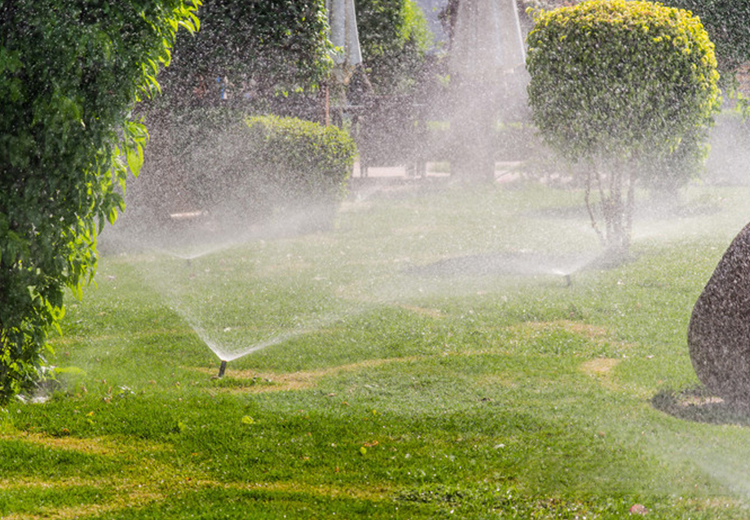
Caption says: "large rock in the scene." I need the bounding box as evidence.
[689,222,750,403]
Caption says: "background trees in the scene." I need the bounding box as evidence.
[130,0,435,232]
[152,0,434,105]
[0,0,199,402]
[128,0,337,233]
[663,0,750,94]
[156,0,333,104]
[526,0,720,254]
[355,0,433,95]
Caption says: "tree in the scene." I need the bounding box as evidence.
[662,0,750,92]
[0,0,199,402]
[526,0,720,253]
[355,0,433,95]
[156,0,333,103]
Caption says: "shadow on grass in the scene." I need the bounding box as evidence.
[652,386,750,426]
[402,249,631,279]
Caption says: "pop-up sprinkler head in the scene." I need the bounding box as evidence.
[564,274,572,287]
[218,360,227,378]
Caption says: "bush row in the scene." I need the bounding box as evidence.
[129,113,356,236]
[227,115,356,231]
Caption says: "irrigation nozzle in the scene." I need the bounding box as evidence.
[218,360,227,378]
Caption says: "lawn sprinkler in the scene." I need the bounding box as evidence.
[218,360,227,378]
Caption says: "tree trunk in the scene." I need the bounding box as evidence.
[584,158,633,257]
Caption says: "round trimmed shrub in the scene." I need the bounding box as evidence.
[528,0,719,162]
[526,0,720,252]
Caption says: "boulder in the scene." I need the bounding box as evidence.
[689,222,750,403]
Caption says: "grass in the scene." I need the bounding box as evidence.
[2,180,750,519]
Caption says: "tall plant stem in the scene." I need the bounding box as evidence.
[585,161,605,247]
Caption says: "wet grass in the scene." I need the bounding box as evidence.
[2,182,750,519]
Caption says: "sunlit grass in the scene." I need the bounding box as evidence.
[2,182,750,519]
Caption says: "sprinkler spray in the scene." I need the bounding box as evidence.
[218,360,227,378]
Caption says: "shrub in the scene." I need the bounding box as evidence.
[168,115,356,232]
[526,0,720,253]
[126,114,356,237]
[241,116,356,231]
[0,0,199,403]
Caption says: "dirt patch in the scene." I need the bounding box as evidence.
[0,476,95,491]
[0,429,153,457]
[396,304,443,319]
[515,320,609,341]
[580,358,620,376]
[579,358,621,392]
[650,387,750,426]
[196,356,425,393]
[219,479,391,501]
[509,320,635,353]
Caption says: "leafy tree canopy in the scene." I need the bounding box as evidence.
[662,0,750,83]
[527,0,720,164]
[355,0,433,94]
[157,0,333,103]
[0,0,199,402]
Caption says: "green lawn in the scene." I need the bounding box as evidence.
[2,181,750,519]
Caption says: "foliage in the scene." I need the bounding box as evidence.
[355,0,433,94]
[157,0,333,103]
[240,115,357,230]
[0,0,199,403]
[638,123,706,197]
[130,112,356,236]
[148,114,356,232]
[662,0,750,89]
[134,0,336,230]
[526,0,720,252]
